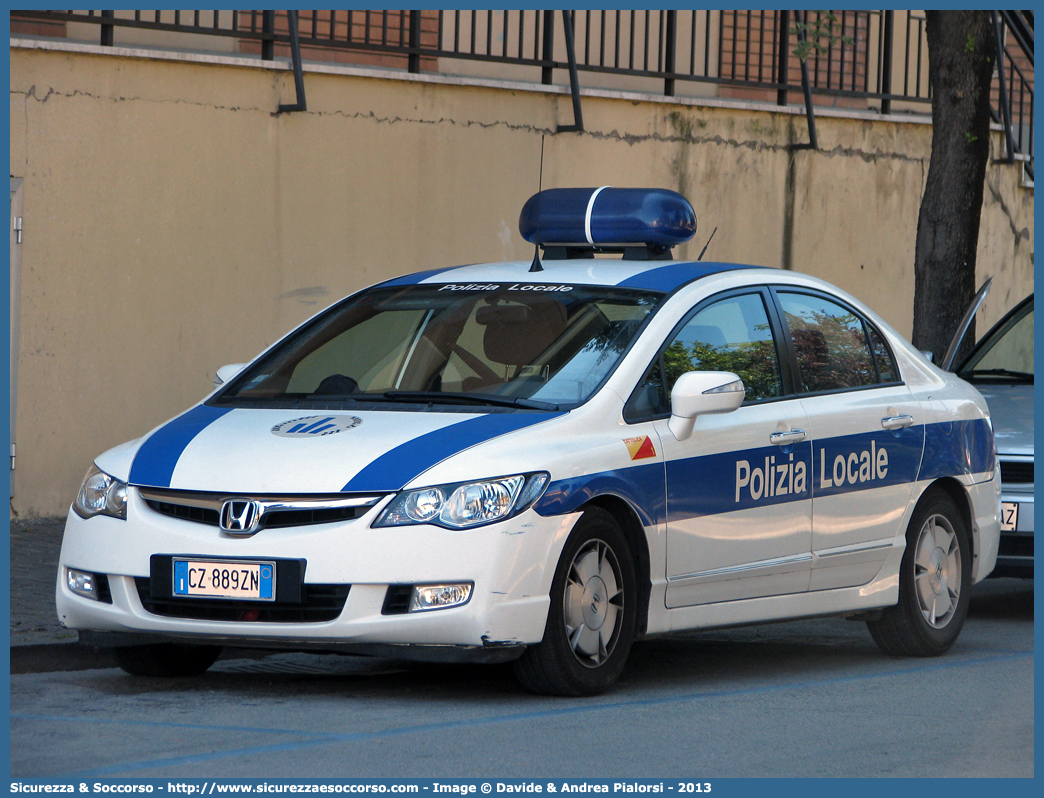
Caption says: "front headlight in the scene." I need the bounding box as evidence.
[73,464,128,520]
[374,472,549,530]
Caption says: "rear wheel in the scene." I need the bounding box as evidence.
[113,643,222,677]
[868,489,971,657]
[513,507,637,696]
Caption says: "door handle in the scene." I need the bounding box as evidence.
[881,415,914,430]
[769,429,807,445]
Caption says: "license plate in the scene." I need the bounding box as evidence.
[173,558,275,601]
[1001,502,1019,533]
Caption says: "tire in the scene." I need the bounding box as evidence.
[867,489,972,657]
[113,643,222,677]
[513,507,638,696]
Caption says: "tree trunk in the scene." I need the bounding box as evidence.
[912,11,997,362]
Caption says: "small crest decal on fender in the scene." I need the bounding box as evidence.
[624,435,657,460]
[271,415,362,438]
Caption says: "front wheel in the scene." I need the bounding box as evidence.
[113,643,222,677]
[868,489,971,657]
[513,507,638,696]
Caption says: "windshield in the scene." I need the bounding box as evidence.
[214,283,663,410]
[958,297,1034,383]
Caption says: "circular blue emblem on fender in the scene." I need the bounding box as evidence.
[271,415,362,438]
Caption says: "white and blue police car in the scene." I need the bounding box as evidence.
[58,188,1001,695]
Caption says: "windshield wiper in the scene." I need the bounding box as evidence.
[959,368,1034,383]
[382,390,560,411]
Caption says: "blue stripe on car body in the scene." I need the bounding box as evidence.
[920,418,996,480]
[533,462,666,526]
[376,266,464,288]
[342,411,566,492]
[810,427,924,500]
[534,419,993,526]
[666,441,815,522]
[616,262,762,292]
[129,405,233,488]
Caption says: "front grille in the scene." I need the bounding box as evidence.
[264,506,364,528]
[139,488,384,531]
[1000,461,1034,485]
[998,535,1034,559]
[145,499,219,526]
[135,578,350,622]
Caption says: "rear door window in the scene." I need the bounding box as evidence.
[776,292,878,393]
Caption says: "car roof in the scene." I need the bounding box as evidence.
[378,259,768,294]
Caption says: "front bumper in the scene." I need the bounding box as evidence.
[56,488,580,652]
[994,483,1033,578]
[76,629,526,663]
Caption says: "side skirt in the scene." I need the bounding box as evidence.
[646,543,904,634]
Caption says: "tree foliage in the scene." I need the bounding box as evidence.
[790,11,855,63]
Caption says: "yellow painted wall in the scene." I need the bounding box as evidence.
[9,43,1034,517]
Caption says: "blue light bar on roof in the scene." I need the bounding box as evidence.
[519,187,697,249]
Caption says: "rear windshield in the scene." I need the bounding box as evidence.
[213,283,663,411]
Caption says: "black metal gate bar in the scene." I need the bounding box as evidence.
[558,10,584,134]
[277,9,306,114]
[776,11,790,107]
[408,9,421,74]
[541,11,554,85]
[100,8,114,46]
[993,12,1017,164]
[261,10,274,60]
[879,10,893,114]
[664,10,676,96]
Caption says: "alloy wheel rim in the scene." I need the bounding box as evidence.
[913,513,962,628]
[563,539,624,668]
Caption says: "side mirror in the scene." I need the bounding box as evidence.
[213,363,247,389]
[668,371,745,441]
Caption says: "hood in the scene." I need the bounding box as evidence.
[974,383,1034,457]
[97,405,563,494]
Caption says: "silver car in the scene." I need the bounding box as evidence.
[954,295,1034,577]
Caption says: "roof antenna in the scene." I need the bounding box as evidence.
[529,135,545,273]
[696,227,717,261]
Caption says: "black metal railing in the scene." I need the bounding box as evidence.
[995,12,1034,179]
[10,9,1033,173]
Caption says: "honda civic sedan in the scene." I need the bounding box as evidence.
[57,187,1000,695]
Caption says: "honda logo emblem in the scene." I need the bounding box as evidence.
[219,499,262,535]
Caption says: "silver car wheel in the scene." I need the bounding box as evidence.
[913,512,962,629]
[563,539,624,668]
[513,507,637,695]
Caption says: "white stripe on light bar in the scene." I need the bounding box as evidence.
[584,186,611,245]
